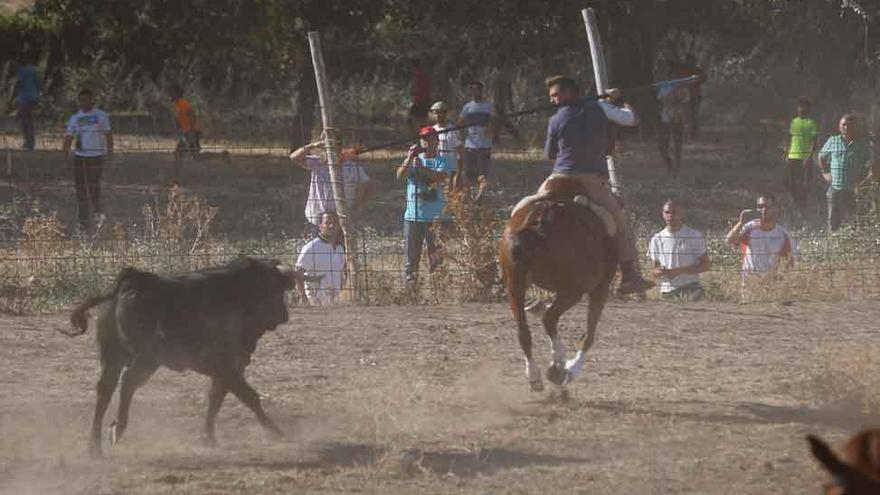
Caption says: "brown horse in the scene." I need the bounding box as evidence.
[498,176,618,391]
[809,431,880,495]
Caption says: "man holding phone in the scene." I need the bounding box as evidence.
[725,193,795,277]
[396,126,454,287]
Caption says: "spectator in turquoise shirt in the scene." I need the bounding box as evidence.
[818,114,875,231]
[396,126,454,287]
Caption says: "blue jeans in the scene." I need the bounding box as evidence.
[404,220,444,282]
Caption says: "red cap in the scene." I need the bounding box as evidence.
[419,126,438,138]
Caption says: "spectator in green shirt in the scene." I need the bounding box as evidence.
[818,114,875,231]
[783,97,818,207]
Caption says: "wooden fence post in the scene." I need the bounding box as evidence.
[307,31,362,300]
[582,8,623,197]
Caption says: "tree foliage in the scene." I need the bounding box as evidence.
[2,0,879,127]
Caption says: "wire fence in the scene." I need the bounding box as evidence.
[2,126,880,313]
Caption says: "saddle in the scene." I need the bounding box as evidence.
[511,176,617,237]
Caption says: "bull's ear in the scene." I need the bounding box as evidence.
[808,435,850,477]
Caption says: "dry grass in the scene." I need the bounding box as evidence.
[429,187,503,303]
[0,187,224,313]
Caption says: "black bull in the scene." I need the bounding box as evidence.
[63,257,320,456]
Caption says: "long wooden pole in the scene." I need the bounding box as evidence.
[308,31,361,299]
[582,8,623,196]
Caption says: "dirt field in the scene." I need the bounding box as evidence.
[1,299,877,494]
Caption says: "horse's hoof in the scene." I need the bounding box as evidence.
[546,362,567,386]
[529,380,545,392]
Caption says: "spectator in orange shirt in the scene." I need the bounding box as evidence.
[171,85,201,163]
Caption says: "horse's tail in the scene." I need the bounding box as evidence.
[509,205,551,266]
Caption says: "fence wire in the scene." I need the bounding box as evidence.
[2,128,880,312]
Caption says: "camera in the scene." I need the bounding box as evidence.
[419,186,439,201]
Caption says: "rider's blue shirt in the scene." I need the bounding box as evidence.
[545,99,609,175]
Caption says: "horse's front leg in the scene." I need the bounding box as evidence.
[542,291,581,386]
[566,283,610,384]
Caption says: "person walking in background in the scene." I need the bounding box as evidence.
[726,193,795,279]
[171,85,201,160]
[459,81,494,201]
[396,127,454,288]
[680,53,706,139]
[647,199,710,301]
[430,100,463,190]
[16,53,40,151]
[818,114,874,231]
[295,212,346,305]
[783,97,818,207]
[289,141,374,238]
[62,89,112,232]
[657,66,689,178]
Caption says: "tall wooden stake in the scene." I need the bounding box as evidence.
[308,31,361,299]
[582,8,623,196]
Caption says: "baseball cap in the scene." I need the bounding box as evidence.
[419,126,438,138]
[429,101,448,111]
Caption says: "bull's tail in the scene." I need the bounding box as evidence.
[65,267,139,337]
[65,293,115,336]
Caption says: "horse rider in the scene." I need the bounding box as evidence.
[528,74,654,295]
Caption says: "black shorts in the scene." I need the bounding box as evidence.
[464,148,491,181]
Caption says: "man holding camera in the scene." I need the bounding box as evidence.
[725,192,795,278]
[396,126,454,286]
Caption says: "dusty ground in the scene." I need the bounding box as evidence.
[1,300,877,494]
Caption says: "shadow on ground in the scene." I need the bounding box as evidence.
[143,442,586,478]
[398,447,587,477]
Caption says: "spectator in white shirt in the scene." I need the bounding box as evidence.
[62,88,112,232]
[726,193,796,277]
[295,212,346,305]
[289,141,374,237]
[647,199,710,301]
[458,81,494,201]
[430,100,463,190]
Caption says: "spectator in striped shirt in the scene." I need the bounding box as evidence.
[818,114,875,231]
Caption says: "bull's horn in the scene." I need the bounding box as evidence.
[277,264,325,282]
